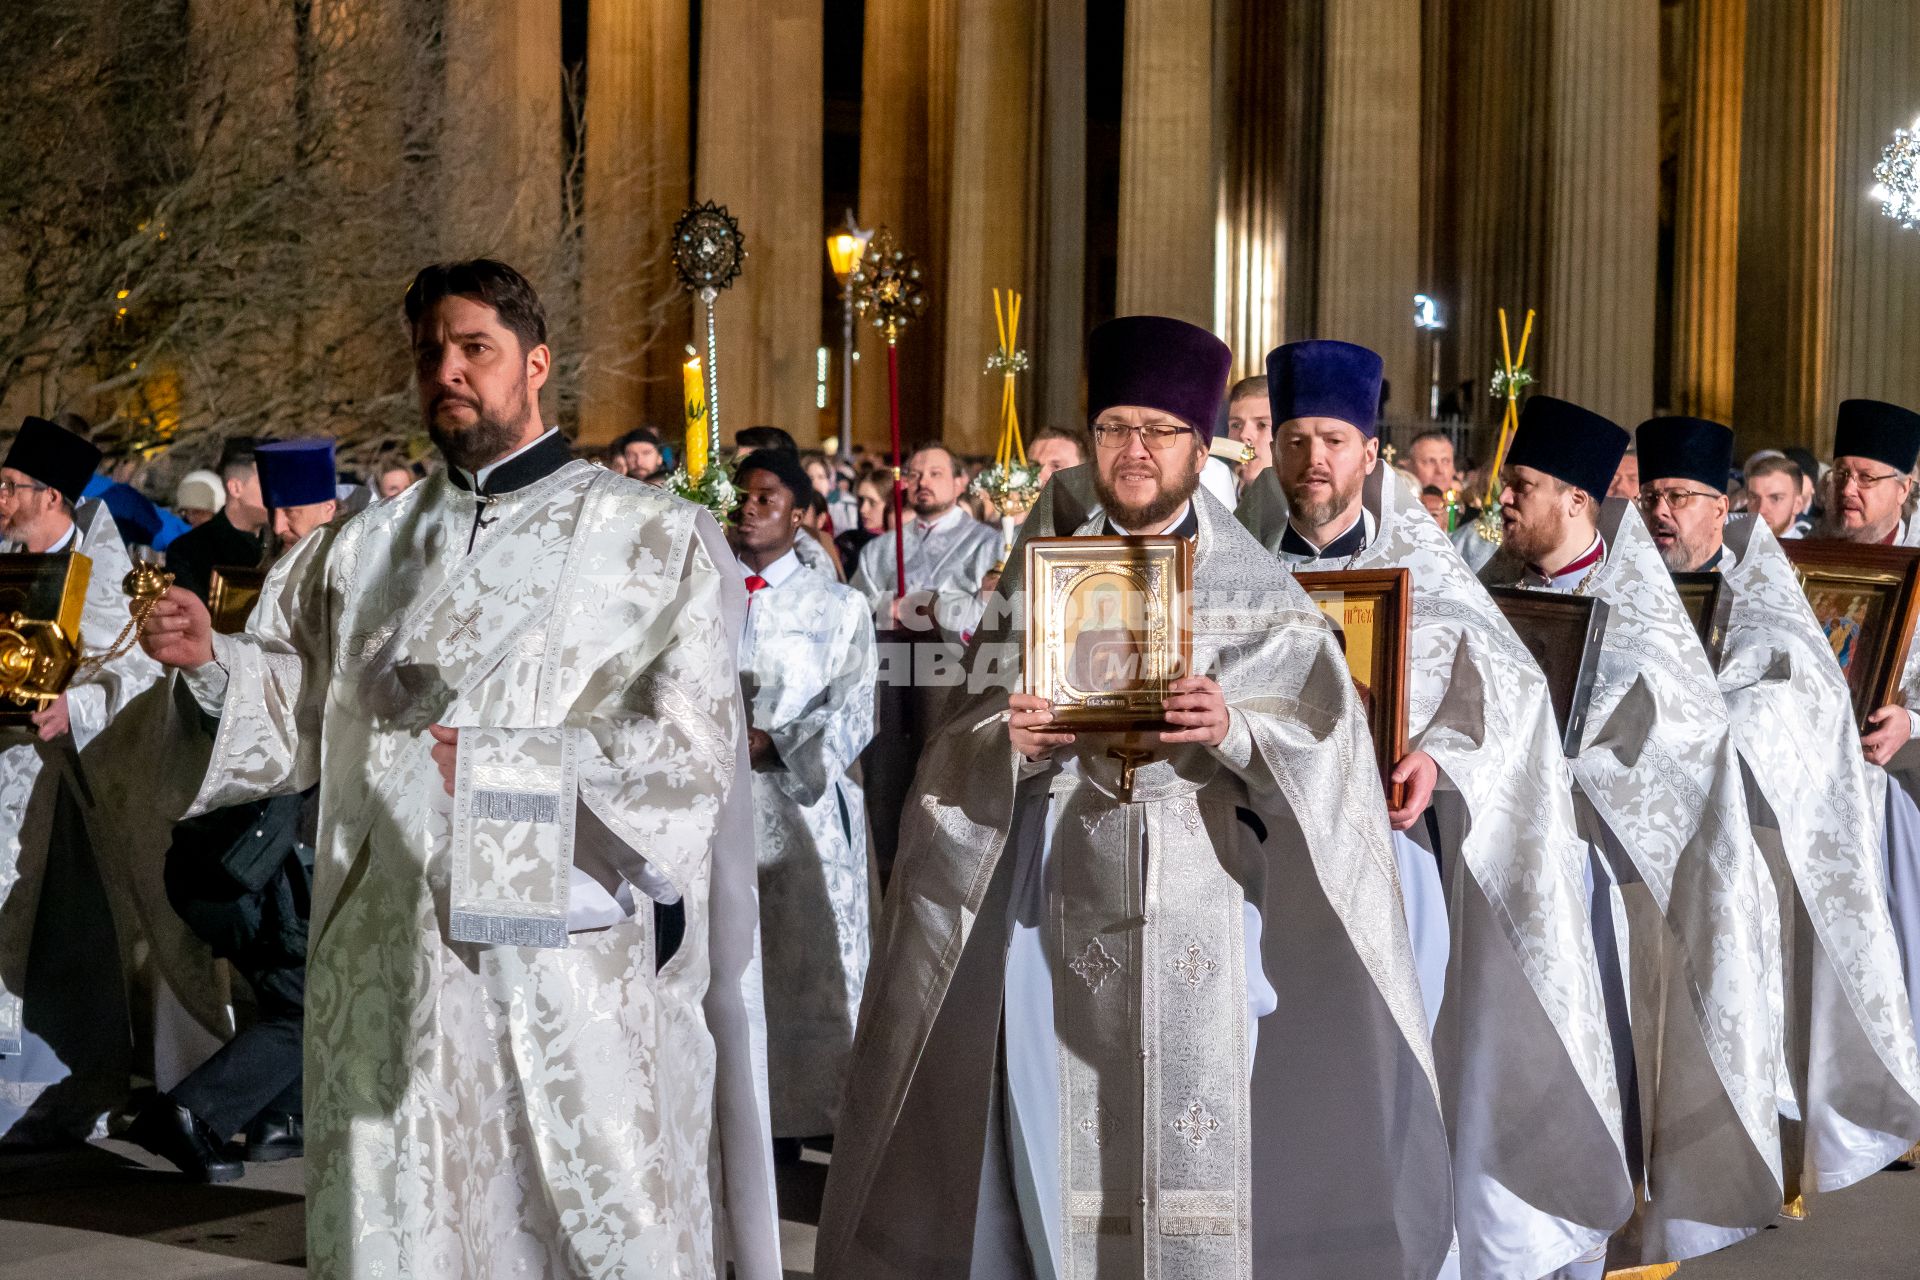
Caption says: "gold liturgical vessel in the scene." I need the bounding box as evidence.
[0,553,173,725]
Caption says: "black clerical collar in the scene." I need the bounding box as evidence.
[447,429,574,496]
[1101,504,1199,540]
[1279,510,1368,561]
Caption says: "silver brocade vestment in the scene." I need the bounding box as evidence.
[169,466,781,1279]
[1714,516,1920,1192]
[739,559,878,1136]
[1483,499,1785,1267]
[817,473,1452,1280]
[850,507,1003,635]
[0,503,230,1080]
[1236,468,1631,1279]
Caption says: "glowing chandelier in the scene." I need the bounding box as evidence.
[1871,115,1920,231]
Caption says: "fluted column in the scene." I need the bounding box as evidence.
[579,0,690,446]
[1827,0,1920,442]
[696,0,825,443]
[1418,0,1456,397]
[1115,0,1216,324]
[1671,0,1746,426]
[940,0,1035,457]
[440,0,563,268]
[1542,0,1659,427]
[1446,0,1551,448]
[1729,0,1835,453]
[1033,0,1088,431]
[1317,0,1422,428]
[1218,0,1287,380]
[856,0,951,454]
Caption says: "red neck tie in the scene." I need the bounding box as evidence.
[744,574,768,595]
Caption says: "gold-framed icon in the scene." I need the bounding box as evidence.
[1783,539,1920,731]
[1293,568,1412,809]
[1024,535,1193,731]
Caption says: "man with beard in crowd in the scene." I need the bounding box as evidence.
[849,440,1001,884]
[1482,398,1784,1276]
[1238,342,1629,1279]
[819,317,1450,1280]
[135,258,780,1276]
[1817,400,1920,1066]
[1634,413,1920,1211]
[850,441,1000,637]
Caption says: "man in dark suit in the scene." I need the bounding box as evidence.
[127,440,316,1181]
[164,438,268,603]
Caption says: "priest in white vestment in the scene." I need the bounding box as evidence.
[137,259,780,1279]
[1237,341,1631,1280]
[0,417,222,1142]
[818,317,1452,1280]
[1480,397,1784,1274]
[850,442,1002,639]
[729,450,877,1142]
[1633,414,1920,1203]
[1821,400,1920,1068]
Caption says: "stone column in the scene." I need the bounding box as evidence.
[1542,0,1660,428]
[1445,0,1552,453]
[1670,0,1746,426]
[1316,0,1422,430]
[579,0,690,447]
[1033,0,1088,431]
[1731,0,1835,454]
[696,0,825,443]
[1218,0,1287,381]
[940,0,1035,457]
[440,0,563,269]
[857,0,951,454]
[1115,0,1216,325]
[1826,0,1920,443]
[1418,0,1456,397]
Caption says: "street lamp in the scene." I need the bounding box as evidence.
[1414,293,1446,421]
[826,210,873,463]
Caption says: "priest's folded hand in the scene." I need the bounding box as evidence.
[428,723,458,795]
[29,692,68,743]
[1008,692,1074,761]
[1863,704,1911,767]
[1387,749,1438,830]
[1159,676,1229,747]
[139,586,215,670]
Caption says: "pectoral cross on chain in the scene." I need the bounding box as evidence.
[1107,746,1156,802]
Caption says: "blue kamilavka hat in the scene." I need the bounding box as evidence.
[256,438,338,509]
[1266,340,1384,439]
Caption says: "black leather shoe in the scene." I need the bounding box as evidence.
[126,1096,243,1183]
[243,1110,303,1163]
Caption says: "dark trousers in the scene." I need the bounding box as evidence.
[172,961,301,1140]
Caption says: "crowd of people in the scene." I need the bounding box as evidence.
[2,255,1919,1280]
